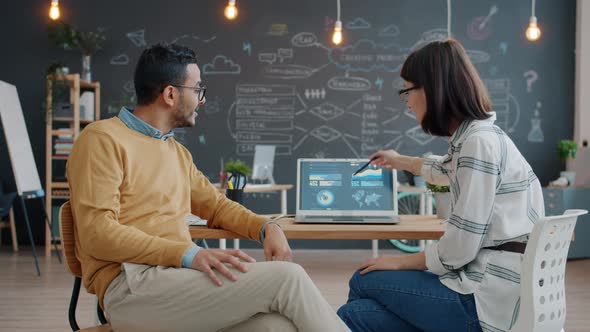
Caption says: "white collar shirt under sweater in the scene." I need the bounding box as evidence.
[422,112,545,332]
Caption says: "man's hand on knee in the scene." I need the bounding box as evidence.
[191,249,256,286]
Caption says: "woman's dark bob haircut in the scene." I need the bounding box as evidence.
[400,39,492,137]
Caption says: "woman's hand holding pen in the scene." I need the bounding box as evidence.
[369,149,424,175]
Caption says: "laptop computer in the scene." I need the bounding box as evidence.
[295,158,400,224]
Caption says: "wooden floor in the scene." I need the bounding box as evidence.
[0,247,589,332]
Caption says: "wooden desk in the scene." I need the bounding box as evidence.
[213,183,294,250]
[190,215,445,241]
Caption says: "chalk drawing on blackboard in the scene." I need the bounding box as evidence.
[329,39,406,72]
[310,102,344,121]
[467,5,498,41]
[412,29,448,50]
[483,78,520,133]
[342,135,361,158]
[295,126,307,133]
[231,84,297,156]
[383,134,404,149]
[263,64,314,79]
[268,24,288,36]
[170,34,216,44]
[375,77,384,90]
[198,135,206,145]
[296,109,306,116]
[123,80,135,94]
[404,109,416,120]
[110,54,129,65]
[346,18,371,30]
[258,53,277,64]
[243,42,252,56]
[327,75,372,91]
[296,93,308,109]
[204,96,221,114]
[294,134,309,150]
[523,70,538,92]
[379,25,401,37]
[277,48,293,62]
[528,108,544,143]
[291,32,318,47]
[346,99,362,111]
[313,149,330,158]
[310,125,342,143]
[383,107,402,125]
[406,125,435,145]
[126,29,147,48]
[203,55,241,75]
[466,50,491,64]
[304,88,326,100]
[199,36,217,43]
[500,42,508,55]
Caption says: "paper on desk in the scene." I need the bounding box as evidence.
[185,214,207,226]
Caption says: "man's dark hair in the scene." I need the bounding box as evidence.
[400,39,491,136]
[134,43,198,105]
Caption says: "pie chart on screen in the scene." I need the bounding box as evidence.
[317,190,335,207]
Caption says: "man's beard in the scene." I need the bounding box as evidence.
[172,101,198,129]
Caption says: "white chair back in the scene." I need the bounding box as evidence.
[510,209,587,332]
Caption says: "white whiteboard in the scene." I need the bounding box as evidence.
[0,80,44,197]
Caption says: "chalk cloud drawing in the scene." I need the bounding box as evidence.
[346,17,371,30]
[203,55,241,75]
[379,25,400,37]
[110,54,129,65]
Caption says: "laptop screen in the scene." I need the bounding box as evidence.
[298,159,394,211]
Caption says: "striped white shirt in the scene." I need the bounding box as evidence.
[423,112,545,332]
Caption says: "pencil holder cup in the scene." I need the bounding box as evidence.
[226,188,244,204]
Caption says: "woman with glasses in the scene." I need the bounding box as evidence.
[337,39,544,332]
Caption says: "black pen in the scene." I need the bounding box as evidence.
[353,157,378,175]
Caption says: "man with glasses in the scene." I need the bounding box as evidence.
[66,43,349,332]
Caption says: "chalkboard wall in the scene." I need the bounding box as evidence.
[0,0,577,247]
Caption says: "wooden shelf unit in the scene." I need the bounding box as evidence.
[45,74,100,256]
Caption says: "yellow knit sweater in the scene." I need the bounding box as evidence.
[66,117,267,307]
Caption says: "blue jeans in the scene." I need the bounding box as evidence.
[337,270,482,332]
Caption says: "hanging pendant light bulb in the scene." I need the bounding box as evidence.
[525,0,541,41]
[332,21,343,45]
[49,0,60,20]
[526,16,541,41]
[224,0,238,20]
[331,0,343,45]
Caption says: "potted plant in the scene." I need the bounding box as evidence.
[223,160,251,203]
[224,160,251,188]
[47,22,106,82]
[556,139,577,186]
[45,61,71,119]
[426,182,451,219]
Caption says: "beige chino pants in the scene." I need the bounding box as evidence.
[103,261,349,332]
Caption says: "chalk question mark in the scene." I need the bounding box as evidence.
[524,70,538,93]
